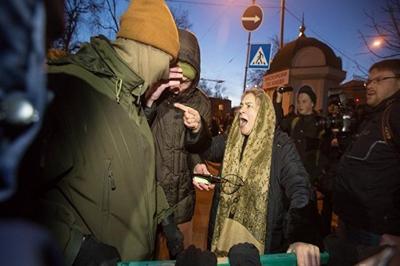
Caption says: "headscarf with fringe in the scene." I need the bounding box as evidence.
[211,90,276,256]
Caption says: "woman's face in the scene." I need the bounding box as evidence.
[239,93,260,136]
[297,93,314,115]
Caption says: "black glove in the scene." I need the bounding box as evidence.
[228,242,261,266]
[176,245,217,266]
[72,235,121,266]
[161,214,184,259]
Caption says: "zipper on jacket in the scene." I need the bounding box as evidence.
[101,159,113,237]
[109,167,117,191]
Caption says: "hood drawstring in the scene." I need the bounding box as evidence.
[114,77,145,113]
[115,78,123,103]
[136,84,144,115]
[136,84,143,106]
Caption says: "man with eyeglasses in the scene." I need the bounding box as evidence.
[333,59,400,250]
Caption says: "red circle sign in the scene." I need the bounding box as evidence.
[241,5,263,32]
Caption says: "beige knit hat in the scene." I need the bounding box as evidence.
[117,0,179,60]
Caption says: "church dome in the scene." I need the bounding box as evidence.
[267,30,343,73]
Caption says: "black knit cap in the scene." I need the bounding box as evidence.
[298,85,317,105]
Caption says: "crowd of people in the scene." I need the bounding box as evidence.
[0,0,399,265]
[193,59,400,266]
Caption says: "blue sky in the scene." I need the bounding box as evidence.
[104,0,388,106]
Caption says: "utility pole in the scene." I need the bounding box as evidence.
[280,0,285,48]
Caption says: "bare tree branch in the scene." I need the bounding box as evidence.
[52,0,105,52]
[386,3,400,39]
[171,7,193,29]
[91,0,119,35]
[105,0,119,33]
[51,1,193,53]
[199,79,227,98]
[360,0,400,58]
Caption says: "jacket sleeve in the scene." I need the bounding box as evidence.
[187,153,203,173]
[280,117,292,135]
[277,131,321,246]
[186,91,212,170]
[389,102,400,152]
[185,116,211,153]
[187,133,227,171]
[142,104,157,124]
[273,100,292,134]
[200,134,226,163]
[272,91,283,125]
[185,92,212,153]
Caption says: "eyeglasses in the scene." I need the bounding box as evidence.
[193,173,244,195]
[364,75,400,87]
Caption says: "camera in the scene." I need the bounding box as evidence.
[323,114,354,133]
[277,86,294,94]
[321,93,356,134]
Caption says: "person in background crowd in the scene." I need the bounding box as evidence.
[275,86,325,186]
[144,29,211,254]
[318,96,342,238]
[210,116,222,136]
[193,89,321,266]
[285,104,296,120]
[222,112,234,135]
[353,104,366,132]
[333,59,400,248]
[18,0,183,264]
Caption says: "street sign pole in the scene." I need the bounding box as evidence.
[280,0,285,48]
[243,31,252,93]
[242,0,262,92]
[243,31,251,92]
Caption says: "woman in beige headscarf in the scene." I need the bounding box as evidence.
[193,89,321,266]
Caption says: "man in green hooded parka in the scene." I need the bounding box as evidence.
[19,0,182,264]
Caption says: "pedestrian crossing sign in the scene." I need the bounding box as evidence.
[248,43,272,69]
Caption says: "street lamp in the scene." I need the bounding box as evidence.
[372,38,383,48]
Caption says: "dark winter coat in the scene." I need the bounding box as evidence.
[19,36,168,261]
[275,102,325,185]
[334,91,400,235]
[145,30,211,224]
[205,129,321,253]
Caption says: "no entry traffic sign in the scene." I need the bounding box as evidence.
[241,4,263,32]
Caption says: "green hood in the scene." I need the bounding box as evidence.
[48,35,146,104]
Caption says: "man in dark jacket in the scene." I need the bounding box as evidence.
[18,0,182,263]
[333,59,400,247]
[145,29,211,250]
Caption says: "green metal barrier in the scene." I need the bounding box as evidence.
[118,252,329,266]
